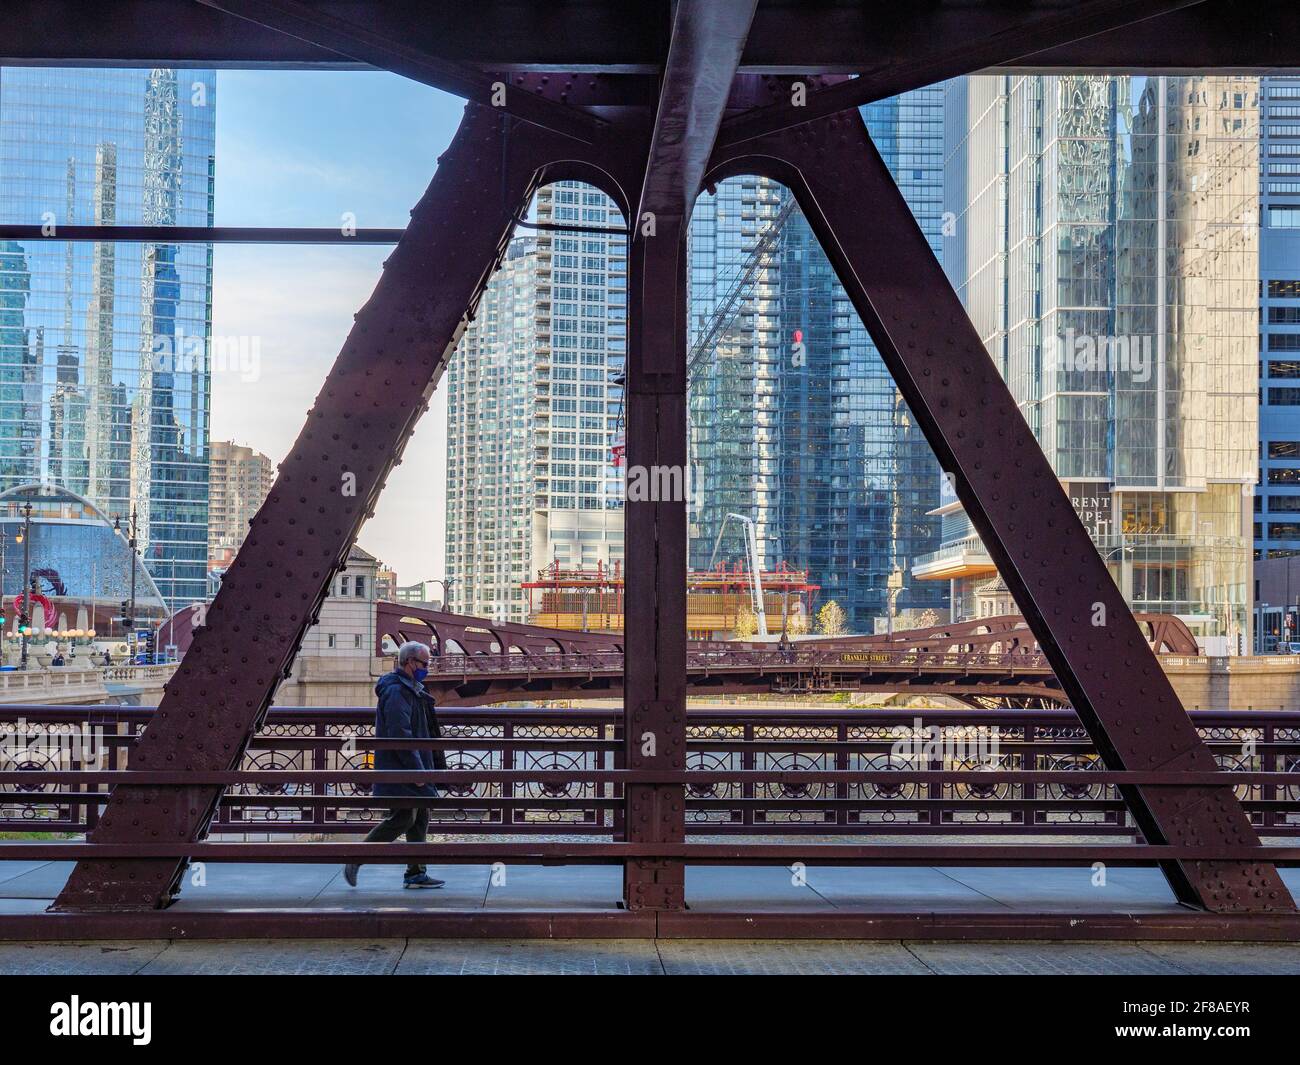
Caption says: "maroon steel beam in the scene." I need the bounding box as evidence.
[704,103,1295,916]
[6,703,1299,726]
[634,0,759,225]
[9,768,1300,786]
[0,224,404,244]
[745,1,1300,76]
[15,842,1300,863]
[12,2,1300,75]
[716,0,1208,147]
[655,910,1300,943]
[9,908,1300,943]
[620,126,691,915]
[623,0,757,911]
[374,601,623,656]
[50,94,645,912]
[192,0,607,143]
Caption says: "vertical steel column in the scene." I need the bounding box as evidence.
[706,107,1295,914]
[616,0,757,912]
[622,220,689,910]
[53,103,569,910]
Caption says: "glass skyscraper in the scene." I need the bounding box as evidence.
[687,88,948,633]
[445,183,626,622]
[1256,76,1300,561]
[925,74,1259,649]
[0,67,214,609]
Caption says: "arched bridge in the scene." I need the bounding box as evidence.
[375,602,1200,707]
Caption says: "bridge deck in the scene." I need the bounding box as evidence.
[4,856,1300,973]
[4,851,1300,930]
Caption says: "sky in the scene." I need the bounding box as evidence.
[210,70,466,588]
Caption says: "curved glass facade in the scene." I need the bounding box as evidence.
[0,482,168,636]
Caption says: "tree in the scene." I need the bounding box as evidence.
[816,600,847,637]
[733,603,758,639]
[787,612,810,636]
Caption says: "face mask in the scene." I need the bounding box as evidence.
[412,666,428,683]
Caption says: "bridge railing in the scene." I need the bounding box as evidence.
[1,705,1295,838]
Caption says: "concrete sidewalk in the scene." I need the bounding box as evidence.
[0,856,1200,914]
[3,935,1300,975]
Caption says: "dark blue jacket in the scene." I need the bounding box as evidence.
[373,669,446,798]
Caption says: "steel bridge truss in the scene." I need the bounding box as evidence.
[3,0,1297,935]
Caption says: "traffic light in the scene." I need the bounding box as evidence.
[120,600,134,628]
[144,630,157,663]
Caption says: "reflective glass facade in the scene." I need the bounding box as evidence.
[933,75,1259,646]
[688,89,948,633]
[1257,76,1300,561]
[0,67,215,610]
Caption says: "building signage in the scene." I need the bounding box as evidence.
[1064,482,1113,538]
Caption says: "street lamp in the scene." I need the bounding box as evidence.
[1099,541,1136,607]
[18,501,32,670]
[114,507,139,642]
[423,577,456,608]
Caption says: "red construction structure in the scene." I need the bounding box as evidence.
[1,1,1299,937]
[521,561,818,639]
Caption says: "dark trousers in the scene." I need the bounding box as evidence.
[361,805,429,877]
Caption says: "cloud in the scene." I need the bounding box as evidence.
[209,243,448,582]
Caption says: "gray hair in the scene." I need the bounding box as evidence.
[397,640,431,666]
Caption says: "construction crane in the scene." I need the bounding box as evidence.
[610,195,797,463]
[686,196,796,383]
[709,513,769,638]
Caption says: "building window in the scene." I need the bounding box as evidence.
[354,634,362,648]
[354,576,366,598]
[339,575,350,596]
[327,634,336,648]
[1269,388,1300,406]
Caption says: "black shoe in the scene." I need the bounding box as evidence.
[343,863,359,887]
[403,873,445,889]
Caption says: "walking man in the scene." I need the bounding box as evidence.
[343,640,446,889]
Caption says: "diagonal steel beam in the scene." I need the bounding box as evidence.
[50,97,630,911]
[193,0,606,143]
[705,107,1295,915]
[622,0,757,911]
[717,0,1208,148]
